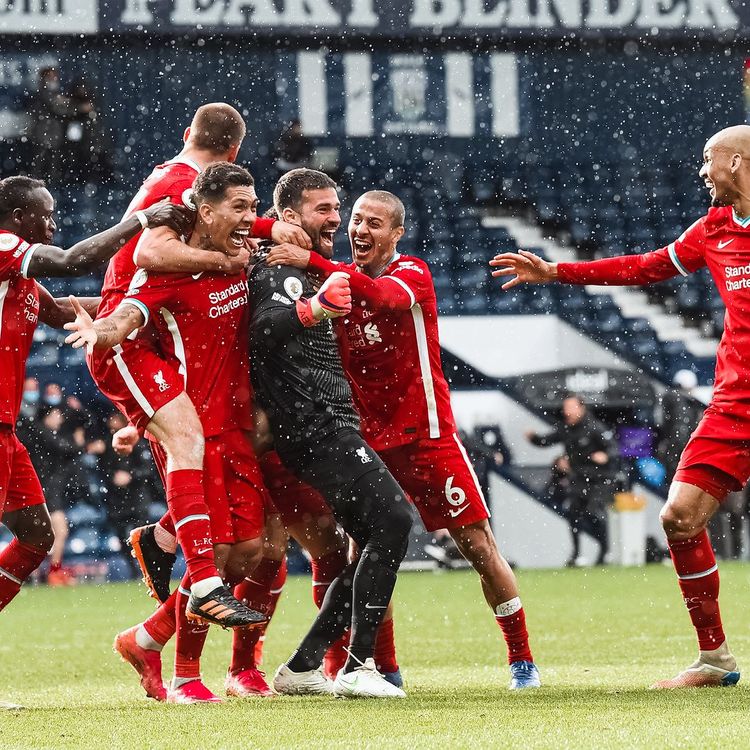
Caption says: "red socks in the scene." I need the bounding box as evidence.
[166,469,216,585]
[175,575,208,680]
[669,530,725,651]
[253,559,287,666]
[374,617,398,674]
[158,510,175,537]
[143,590,178,646]
[0,539,48,611]
[230,557,285,673]
[495,597,533,663]
[311,548,347,608]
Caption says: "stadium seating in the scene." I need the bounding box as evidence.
[23,120,722,397]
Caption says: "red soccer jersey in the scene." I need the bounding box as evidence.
[0,231,41,426]
[121,269,252,437]
[336,253,456,451]
[98,158,200,317]
[557,205,750,420]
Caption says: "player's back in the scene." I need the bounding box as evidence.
[339,253,455,451]
[98,158,200,317]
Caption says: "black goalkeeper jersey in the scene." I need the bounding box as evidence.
[248,258,359,460]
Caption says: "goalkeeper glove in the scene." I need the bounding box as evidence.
[296,271,352,327]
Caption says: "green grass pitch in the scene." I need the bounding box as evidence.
[2,564,750,749]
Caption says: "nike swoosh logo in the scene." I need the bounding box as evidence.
[196,547,212,555]
[364,603,387,609]
[192,272,203,280]
[448,505,468,518]
[718,239,735,249]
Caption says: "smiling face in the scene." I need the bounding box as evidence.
[196,184,258,256]
[15,187,56,245]
[699,140,739,208]
[348,196,405,277]
[284,187,340,258]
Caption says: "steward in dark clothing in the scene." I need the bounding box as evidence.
[528,395,619,565]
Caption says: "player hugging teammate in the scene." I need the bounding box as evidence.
[5,101,542,706]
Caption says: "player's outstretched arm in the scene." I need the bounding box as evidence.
[36,284,100,328]
[26,201,191,279]
[491,242,702,288]
[63,296,145,354]
[135,226,251,275]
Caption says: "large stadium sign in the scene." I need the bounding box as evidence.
[1,0,744,36]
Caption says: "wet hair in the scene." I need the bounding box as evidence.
[188,103,246,155]
[358,190,405,228]
[273,168,337,214]
[0,176,47,221]
[191,162,254,206]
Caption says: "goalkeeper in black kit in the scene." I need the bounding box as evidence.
[249,168,412,699]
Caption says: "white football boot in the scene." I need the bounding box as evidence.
[651,641,740,689]
[272,664,334,696]
[332,658,407,698]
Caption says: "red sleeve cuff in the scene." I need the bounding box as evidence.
[556,263,574,283]
[252,217,276,240]
[307,253,339,276]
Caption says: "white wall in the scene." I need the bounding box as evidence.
[489,474,600,568]
[451,389,560,466]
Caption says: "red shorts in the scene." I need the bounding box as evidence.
[151,430,269,544]
[379,432,490,533]
[0,427,46,516]
[675,408,750,501]
[259,451,332,527]
[87,339,184,432]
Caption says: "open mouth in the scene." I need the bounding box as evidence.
[352,238,372,259]
[230,228,250,247]
[319,228,336,246]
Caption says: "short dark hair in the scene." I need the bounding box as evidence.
[273,168,337,214]
[0,176,47,221]
[358,190,405,228]
[188,103,246,155]
[191,162,254,206]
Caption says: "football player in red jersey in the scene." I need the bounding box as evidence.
[489,124,750,689]
[267,189,540,689]
[66,163,274,703]
[86,104,310,629]
[0,175,188,709]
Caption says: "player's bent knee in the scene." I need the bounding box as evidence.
[163,428,205,466]
[6,506,55,552]
[226,538,264,580]
[660,504,707,541]
[384,501,413,540]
